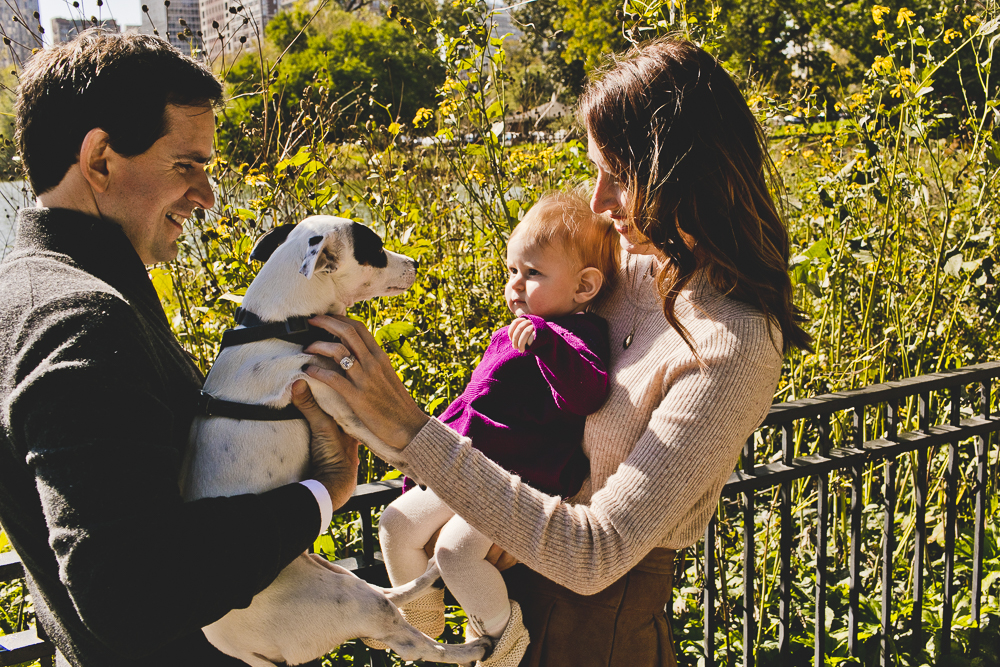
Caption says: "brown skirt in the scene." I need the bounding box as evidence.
[503,548,677,667]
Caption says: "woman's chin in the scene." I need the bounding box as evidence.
[619,235,658,257]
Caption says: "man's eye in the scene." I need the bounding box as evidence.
[176,163,195,172]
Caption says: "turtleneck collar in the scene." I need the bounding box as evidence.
[11,207,166,324]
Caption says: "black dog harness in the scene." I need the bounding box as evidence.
[197,307,339,421]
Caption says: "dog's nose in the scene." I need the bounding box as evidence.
[411,258,420,271]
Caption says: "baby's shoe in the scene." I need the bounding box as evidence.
[361,587,446,651]
[469,600,530,667]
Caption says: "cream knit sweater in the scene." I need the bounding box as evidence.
[403,254,784,596]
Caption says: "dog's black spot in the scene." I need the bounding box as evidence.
[268,471,273,479]
[308,235,323,246]
[251,362,264,374]
[249,224,297,262]
[398,638,415,650]
[351,222,388,268]
[377,597,393,611]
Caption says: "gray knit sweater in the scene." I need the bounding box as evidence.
[403,253,784,595]
[0,208,319,666]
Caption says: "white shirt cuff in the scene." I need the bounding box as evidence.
[299,479,334,537]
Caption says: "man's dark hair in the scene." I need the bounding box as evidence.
[15,29,224,195]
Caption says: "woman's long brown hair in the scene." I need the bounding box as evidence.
[579,36,811,354]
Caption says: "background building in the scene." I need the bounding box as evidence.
[0,0,41,66]
[50,17,120,44]
[140,0,203,56]
[200,0,278,62]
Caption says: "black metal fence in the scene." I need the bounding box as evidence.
[705,360,1000,666]
[2,362,998,666]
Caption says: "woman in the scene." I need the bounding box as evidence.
[304,36,811,666]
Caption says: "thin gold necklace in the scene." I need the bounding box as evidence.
[622,257,652,349]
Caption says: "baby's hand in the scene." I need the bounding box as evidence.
[508,317,536,352]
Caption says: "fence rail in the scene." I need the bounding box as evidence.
[2,362,997,666]
[709,361,1000,666]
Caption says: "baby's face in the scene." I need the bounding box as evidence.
[504,235,583,319]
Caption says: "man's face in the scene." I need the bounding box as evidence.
[99,104,215,265]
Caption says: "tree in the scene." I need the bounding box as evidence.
[220,8,445,160]
[560,0,627,71]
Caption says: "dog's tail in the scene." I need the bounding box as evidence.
[374,558,444,608]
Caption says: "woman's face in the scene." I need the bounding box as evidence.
[587,131,661,257]
[588,131,697,260]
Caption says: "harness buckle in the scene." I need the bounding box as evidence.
[196,390,216,416]
[284,316,311,336]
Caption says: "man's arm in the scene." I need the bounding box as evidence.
[9,292,324,656]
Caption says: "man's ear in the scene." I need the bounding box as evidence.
[78,128,112,194]
[575,267,604,304]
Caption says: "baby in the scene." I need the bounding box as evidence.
[372,190,619,662]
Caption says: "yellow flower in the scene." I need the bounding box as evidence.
[413,107,435,128]
[872,4,890,24]
[876,29,887,40]
[872,55,894,75]
[896,7,915,25]
[964,14,980,30]
[943,28,962,43]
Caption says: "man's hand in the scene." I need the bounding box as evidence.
[508,317,536,353]
[291,379,360,510]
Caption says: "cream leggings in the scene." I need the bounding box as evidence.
[378,485,512,638]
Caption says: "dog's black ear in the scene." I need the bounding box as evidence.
[250,224,297,263]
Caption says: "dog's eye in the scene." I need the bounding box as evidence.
[308,236,323,246]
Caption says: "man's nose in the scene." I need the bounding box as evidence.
[187,169,215,210]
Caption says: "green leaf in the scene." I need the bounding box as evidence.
[375,321,419,361]
[943,250,964,276]
[218,292,245,304]
[150,268,177,311]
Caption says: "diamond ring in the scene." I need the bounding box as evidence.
[339,355,356,371]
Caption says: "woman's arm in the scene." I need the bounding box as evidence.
[305,313,781,595]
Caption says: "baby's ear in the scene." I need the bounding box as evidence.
[575,267,604,304]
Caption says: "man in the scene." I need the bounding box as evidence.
[0,30,356,666]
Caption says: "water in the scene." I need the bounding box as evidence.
[0,181,34,259]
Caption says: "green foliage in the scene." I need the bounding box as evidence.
[560,0,629,71]
[1,0,999,664]
[157,0,1000,662]
[218,6,445,162]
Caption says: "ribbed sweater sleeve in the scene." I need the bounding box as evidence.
[403,261,783,595]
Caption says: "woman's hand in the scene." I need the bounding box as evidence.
[291,379,360,511]
[423,528,518,572]
[303,314,430,450]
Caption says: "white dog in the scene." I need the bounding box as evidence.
[180,216,491,667]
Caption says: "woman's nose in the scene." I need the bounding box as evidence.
[591,174,616,215]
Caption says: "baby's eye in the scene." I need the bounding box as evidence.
[527,268,541,276]
[508,266,517,274]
